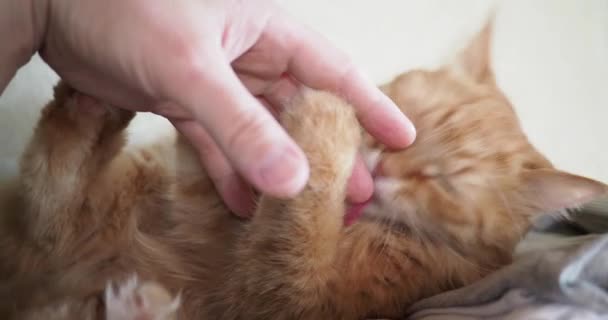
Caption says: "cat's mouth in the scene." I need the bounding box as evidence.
[344,149,383,226]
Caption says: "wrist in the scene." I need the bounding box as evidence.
[0,0,49,93]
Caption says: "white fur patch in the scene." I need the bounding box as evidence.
[361,147,382,172]
[105,275,180,320]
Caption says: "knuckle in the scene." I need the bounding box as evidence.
[169,36,199,65]
[195,133,219,161]
[224,110,270,151]
[194,136,234,184]
[167,40,209,86]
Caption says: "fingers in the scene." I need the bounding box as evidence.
[346,154,374,203]
[173,119,373,213]
[262,75,300,110]
[172,119,255,217]
[238,72,300,114]
[270,14,417,149]
[167,50,309,198]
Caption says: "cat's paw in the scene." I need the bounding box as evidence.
[281,90,361,182]
[105,276,180,320]
[43,82,135,138]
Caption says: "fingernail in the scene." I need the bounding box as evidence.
[401,117,417,144]
[383,95,417,146]
[259,145,309,197]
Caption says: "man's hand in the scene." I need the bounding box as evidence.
[5,0,416,215]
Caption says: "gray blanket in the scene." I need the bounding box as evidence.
[405,233,608,319]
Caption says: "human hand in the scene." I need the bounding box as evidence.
[23,0,416,215]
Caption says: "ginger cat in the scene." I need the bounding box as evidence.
[1,23,606,319]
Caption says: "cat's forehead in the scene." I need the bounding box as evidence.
[387,69,518,136]
[389,70,496,110]
[377,68,550,174]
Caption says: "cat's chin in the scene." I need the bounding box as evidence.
[342,149,388,227]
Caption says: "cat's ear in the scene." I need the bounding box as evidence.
[521,169,608,213]
[449,20,495,84]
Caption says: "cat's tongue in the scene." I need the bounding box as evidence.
[344,198,372,227]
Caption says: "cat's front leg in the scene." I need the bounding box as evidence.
[19,82,135,250]
[215,91,361,318]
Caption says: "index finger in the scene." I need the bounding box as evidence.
[268,14,416,148]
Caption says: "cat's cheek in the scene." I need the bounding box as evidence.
[373,177,404,203]
[367,178,417,220]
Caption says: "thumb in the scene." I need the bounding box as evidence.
[166,51,309,198]
[172,119,255,216]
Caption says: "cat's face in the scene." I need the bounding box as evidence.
[357,23,606,258]
[361,69,546,254]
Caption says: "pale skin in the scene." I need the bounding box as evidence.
[0,0,416,216]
